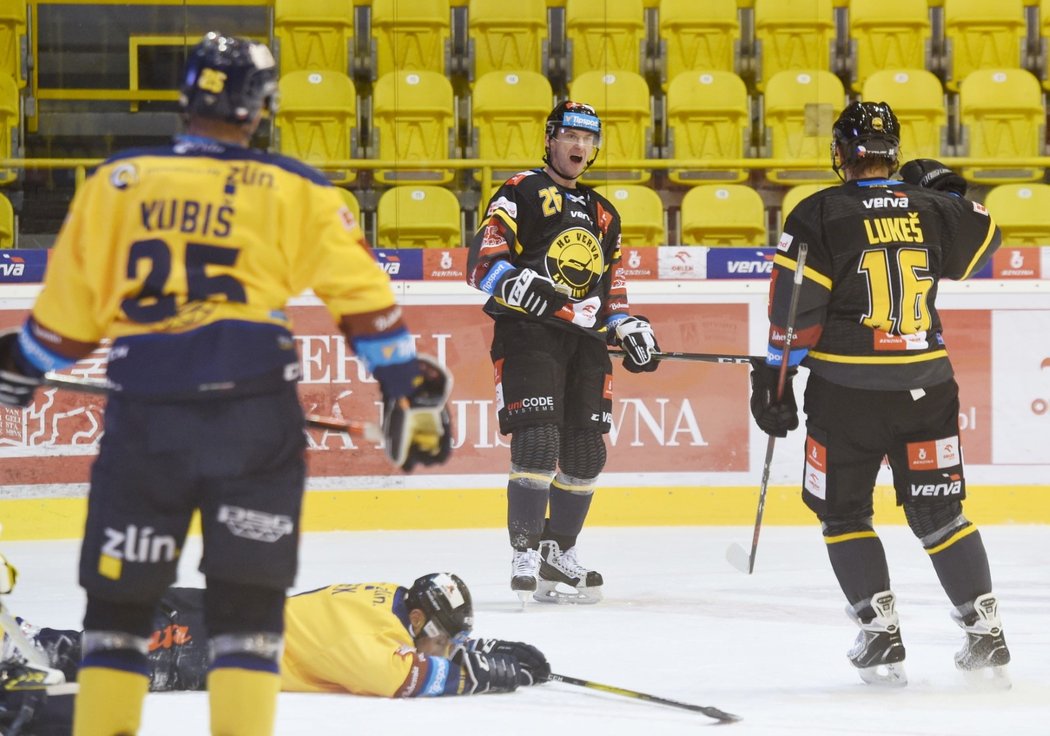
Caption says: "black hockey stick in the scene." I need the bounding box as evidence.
[608,349,758,365]
[547,673,741,724]
[42,372,382,440]
[726,242,809,575]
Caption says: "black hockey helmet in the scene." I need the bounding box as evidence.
[406,573,473,645]
[831,101,900,177]
[543,100,602,175]
[179,32,277,124]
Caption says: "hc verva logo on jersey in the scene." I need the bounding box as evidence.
[102,525,178,564]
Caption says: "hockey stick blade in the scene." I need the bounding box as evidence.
[547,673,742,724]
[42,372,381,440]
[725,542,753,574]
[608,349,757,366]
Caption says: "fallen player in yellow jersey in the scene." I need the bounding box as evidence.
[0,573,549,734]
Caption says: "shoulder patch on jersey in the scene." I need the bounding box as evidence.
[505,170,535,187]
[973,201,988,216]
[109,162,139,190]
[777,232,794,252]
[486,195,518,219]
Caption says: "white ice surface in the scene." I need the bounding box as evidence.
[2,525,1047,735]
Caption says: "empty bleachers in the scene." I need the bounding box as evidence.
[5,0,1050,249]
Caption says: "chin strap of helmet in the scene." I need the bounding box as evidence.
[543,142,600,182]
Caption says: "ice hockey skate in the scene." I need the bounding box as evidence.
[510,548,541,604]
[533,540,603,605]
[845,591,907,687]
[951,594,1011,689]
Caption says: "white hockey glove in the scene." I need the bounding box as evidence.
[497,268,570,319]
[608,316,660,373]
[383,355,453,472]
[0,331,43,408]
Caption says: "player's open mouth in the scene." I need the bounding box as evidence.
[570,154,584,163]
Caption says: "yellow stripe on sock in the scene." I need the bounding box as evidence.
[208,667,281,736]
[925,524,978,556]
[73,667,149,736]
[824,531,879,544]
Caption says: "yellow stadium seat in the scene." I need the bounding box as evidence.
[0,191,13,248]
[779,184,831,229]
[862,68,946,160]
[376,185,462,248]
[0,1,26,88]
[565,0,645,80]
[595,184,666,246]
[468,0,548,78]
[0,73,18,186]
[847,0,931,92]
[658,0,740,88]
[762,69,844,184]
[371,0,451,78]
[275,70,357,185]
[665,70,750,185]
[569,70,653,184]
[681,185,767,246]
[335,187,362,231]
[274,0,354,74]
[472,70,552,183]
[957,68,1045,183]
[753,0,835,91]
[983,183,1050,246]
[1041,0,1050,89]
[942,0,1026,90]
[372,70,457,185]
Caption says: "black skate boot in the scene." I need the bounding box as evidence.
[846,591,907,687]
[951,594,1011,688]
[534,540,603,604]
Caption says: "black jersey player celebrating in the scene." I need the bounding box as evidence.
[0,32,451,736]
[750,101,1009,687]
[467,101,660,604]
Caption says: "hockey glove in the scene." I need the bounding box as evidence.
[452,648,521,695]
[468,638,550,685]
[608,315,660,373]
[899,159,967,197]
[383,355,453,472]
[0,330,42,409]
[497,267,570,319]
[749,360,798,438]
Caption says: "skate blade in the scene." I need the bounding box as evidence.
[514,590,531,608]
[960,665,1011,690]
[857,662,907,688]
[532,581,602,605]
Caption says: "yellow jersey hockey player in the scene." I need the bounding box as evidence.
[0,574,550,734]
[0,32,452,736]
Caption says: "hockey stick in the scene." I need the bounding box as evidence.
[546,673,741,723]
[41,372,382,441]
[726,242,809,575]
[608,349,758,366]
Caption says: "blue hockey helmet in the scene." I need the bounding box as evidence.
[179,32,277,124]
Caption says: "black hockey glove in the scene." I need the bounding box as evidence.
[608,315,660,373]
[899,159,967,197]
[497,267,570,319]
[383,355,453,472]
[452,648,521,695]
[749,360,798,438]
[0,330,43,408]
[468,638,550,685]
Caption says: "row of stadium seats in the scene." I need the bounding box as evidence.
[272,64,1046,190]
[267,0,1050,94]
[338,181,1050,250]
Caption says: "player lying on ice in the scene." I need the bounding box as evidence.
[0,573,549,735]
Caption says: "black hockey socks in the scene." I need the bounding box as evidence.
[507,471,553,550]
[824,529,891,613]
[926,525,993,608]
[544,477,596,551]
